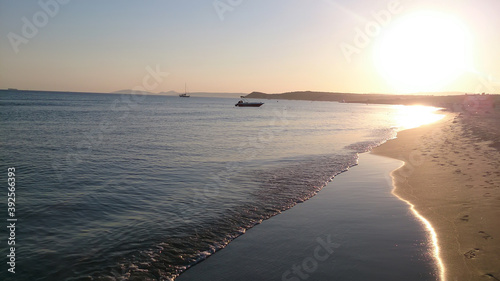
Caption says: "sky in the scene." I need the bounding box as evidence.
[0,0,499,95]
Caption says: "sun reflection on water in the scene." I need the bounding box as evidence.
[395,105,446,130]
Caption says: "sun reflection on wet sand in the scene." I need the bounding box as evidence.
[390,164,446,281]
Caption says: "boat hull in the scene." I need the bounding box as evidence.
[235,103,264,107]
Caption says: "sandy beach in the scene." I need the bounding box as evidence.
[372,111,500,280]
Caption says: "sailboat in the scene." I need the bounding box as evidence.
[179,83,190,97]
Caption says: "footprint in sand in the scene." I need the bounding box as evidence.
[478,231,493,240]
[484,273,500,281]
[460,215,469,222]
[464,248,480,259]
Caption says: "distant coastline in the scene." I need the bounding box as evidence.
[3,89,499,111]
[0,89,244,98]
[244,91,500,111]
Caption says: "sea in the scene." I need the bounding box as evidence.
[0,90,442,280]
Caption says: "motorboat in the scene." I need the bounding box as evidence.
[235,97,264,107]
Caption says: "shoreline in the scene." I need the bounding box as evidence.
[372,112,500,280]
[175,108,500,281]
[177,153,436,281]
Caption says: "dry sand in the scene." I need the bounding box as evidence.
[372,111,500,281]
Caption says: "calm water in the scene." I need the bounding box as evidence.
[0,91,440,280]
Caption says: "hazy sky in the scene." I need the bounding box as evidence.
[1,0,499,94]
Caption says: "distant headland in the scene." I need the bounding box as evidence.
[244,91,499,112]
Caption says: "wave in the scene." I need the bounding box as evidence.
[79,152,361,280]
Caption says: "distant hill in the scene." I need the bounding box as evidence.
[111,90,244,98]
[111,89,184,96]
[246,91,356,102]
[188,92,245,98]
[157,90,179,96]
[111,89,156,95]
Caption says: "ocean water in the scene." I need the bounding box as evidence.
[0,91,441,280]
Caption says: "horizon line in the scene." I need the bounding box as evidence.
[2,88,496,97]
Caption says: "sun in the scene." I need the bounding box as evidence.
[374,11,472,93]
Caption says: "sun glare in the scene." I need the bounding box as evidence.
[395,105,445,130]
[374,11,472,93]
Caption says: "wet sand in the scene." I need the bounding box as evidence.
[372,112,500,280]
[177,154,436,281]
